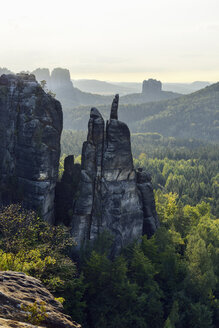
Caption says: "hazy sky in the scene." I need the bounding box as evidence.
[0,0,219,82]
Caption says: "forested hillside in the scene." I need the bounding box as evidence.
[1,133,218,327]
[64,82,219,142]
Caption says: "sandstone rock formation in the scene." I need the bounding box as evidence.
[0,73,63,223]
[0,317,45,327]
[71,95,159,255]
[0,271,81,328]
[50,68,73,90]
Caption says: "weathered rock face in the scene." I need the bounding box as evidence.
[0,73,63,223]
[71,95,159,255]
[0,271,81,328]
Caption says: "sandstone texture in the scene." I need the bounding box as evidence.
[71,95,159,254]
[0,271,80,328]
[0,74,63,223]
[0,317,45,327]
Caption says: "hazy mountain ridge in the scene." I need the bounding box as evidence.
[1,67,182,107]
[74,79,210,95]
[1,67,217,142]
[72,79,135,96]
[65,82,219,142]
[31,68,182,107]
[132,82,219,141]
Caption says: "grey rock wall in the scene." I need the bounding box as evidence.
[0,73,63,223]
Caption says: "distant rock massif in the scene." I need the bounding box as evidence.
[32,68,181,109]
[32,68,112,108]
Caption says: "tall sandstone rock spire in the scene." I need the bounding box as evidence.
[71,95,159,255]
[0,73,63,223]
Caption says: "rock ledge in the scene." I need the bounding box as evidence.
[0,271,81,328]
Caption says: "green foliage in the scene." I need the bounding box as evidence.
[0,204,85,323]
[21,301,48,325]
[133,149,219,217]
[1,132,219,327]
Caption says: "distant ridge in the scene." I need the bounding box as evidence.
[74,79,210,95]
[130,82,219,141]
[73,79,135,96]
[31,68,181,107]
[65,82,219,142]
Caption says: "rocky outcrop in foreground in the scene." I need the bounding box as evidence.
[0,74,63,223]
[71,95,159,255]
[0,271,80,328]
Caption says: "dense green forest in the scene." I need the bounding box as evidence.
[63,82,219,142]
[0,132,218,327]
[0,188,218,327]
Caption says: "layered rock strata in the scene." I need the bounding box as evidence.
[0,74,63,223]
[71,95,159,254]
[0,271,81,328]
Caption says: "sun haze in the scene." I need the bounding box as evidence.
[0,0,219,82]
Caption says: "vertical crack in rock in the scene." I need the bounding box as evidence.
[110,93,119,120]
[55,155,81,226]
[71,95,159,255]
[136,168,160,237]
[0,73,63,223]
[71,108,104,246]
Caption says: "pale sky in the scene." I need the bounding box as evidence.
[0,0,219,82]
